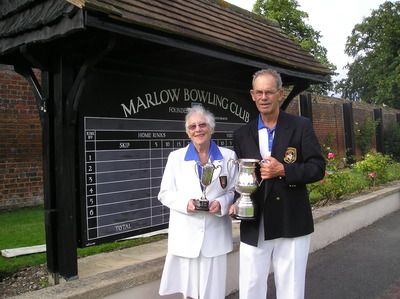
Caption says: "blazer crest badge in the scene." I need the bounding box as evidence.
[219,176,227,189]
[283,147,297,163]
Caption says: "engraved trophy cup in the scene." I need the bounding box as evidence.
[229,158,264,220]
[194,160,222,211]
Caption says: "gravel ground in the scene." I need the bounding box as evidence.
[0,265,49,298]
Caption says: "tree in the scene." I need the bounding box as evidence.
[252,0,337,95]
[335,1,400,108]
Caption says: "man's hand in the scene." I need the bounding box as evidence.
[260,156,285,179]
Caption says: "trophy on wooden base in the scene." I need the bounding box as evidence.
[194,160,221,211]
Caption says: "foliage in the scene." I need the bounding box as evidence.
[252,0,337,95]
[0,207,166,278]
[387,162,400,181]
[351,151,393,186]
[384,122,400,161]
[335,1,400,108]
[309,171,353,204]
[354,119,379,156]
[320,132,336,157]
[308,152,355,204]
[308,151,400,205]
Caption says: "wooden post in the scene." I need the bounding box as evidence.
[299,93,313,121]
[374,109,384,154]
[343,103,356,164]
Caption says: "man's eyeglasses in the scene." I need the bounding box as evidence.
[253,89,281,98]
[188,123,208,130]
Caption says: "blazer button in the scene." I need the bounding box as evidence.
[276,197,281,201]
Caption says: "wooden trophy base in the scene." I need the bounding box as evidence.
[195,200,209,211]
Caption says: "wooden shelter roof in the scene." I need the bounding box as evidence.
[0,0,331,85]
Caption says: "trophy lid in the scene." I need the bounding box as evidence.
[238,158,260,164]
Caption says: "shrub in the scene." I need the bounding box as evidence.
[307,152,353,203]
[320,132,336,157]
[355,119,378,156]
[387,163,400,181]
[309,171,353,202]
[351,151,393,186]
[384,122,400,162]
[307,151,400,205]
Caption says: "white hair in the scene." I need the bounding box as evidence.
[185,105,215,134]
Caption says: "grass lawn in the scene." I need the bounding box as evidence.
[0,206,47,277]
[0,206,166,279]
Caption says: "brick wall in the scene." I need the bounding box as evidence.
[286,94,400,157]
[1,65,400,210]
[0,64,43,210]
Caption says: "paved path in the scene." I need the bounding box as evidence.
[226,209,400,299]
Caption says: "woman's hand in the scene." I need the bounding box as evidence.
[208,200,221,214]
[187,199,197,212]
[229,204,235,216]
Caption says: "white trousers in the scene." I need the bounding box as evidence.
[239,219,311,299]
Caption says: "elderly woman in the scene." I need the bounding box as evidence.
[158,105,237,299]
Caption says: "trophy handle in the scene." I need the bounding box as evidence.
[203,164,223,186]
[194,161,221,187]
[194,162,200,179]
[213,164,222,183]
[258,159,271,186]
[228,158,238,174]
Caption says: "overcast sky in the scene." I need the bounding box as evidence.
[226,0,386,83]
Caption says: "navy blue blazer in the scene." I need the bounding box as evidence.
[233,110,326,246]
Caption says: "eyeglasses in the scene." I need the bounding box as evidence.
[188,123,208,130]
[253,89,281,98]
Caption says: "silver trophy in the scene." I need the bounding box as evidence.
[194,160,222,211]
[229,158,265,220]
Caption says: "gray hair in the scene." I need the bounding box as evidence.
[252,69,283,90]
[185,105,215,134]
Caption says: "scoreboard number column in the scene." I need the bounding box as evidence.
[85,131,98,239]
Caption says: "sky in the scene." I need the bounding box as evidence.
[226,0,387,83]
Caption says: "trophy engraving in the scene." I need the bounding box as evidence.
[229,158,265,220]
[194,160,222,211]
